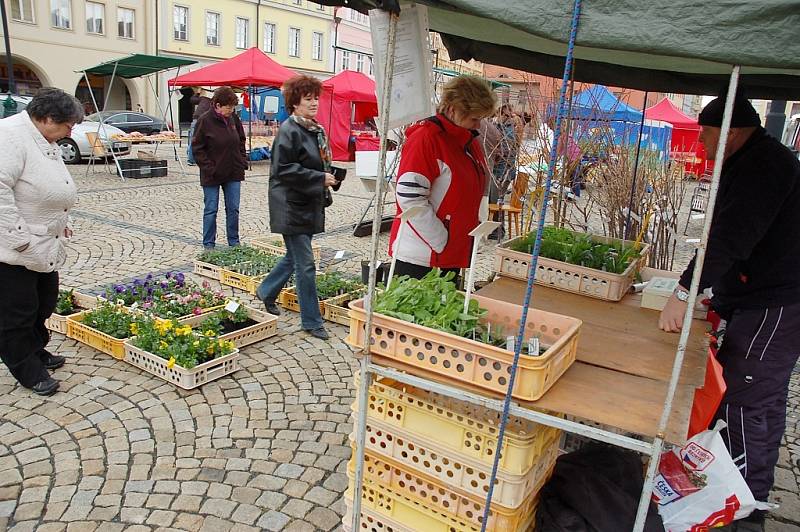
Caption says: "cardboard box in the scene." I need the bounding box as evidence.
[137,149,157,161]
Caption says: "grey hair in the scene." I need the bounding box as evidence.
[27,87,84,124]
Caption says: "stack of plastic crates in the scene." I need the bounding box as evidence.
[345,376,562,531]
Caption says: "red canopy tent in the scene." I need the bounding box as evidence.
[645,97,710,176]
[317,71,379,161]
[167,47,297,87]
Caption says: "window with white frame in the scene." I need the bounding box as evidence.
[173,5,189,41]
[341,50,350,71]
[356,53,364,72]
[288,27,300,57]
[235,17,249,48]
[368,57,373,76]
[117,7,134,38]
[263,22,276,53]
[50,0,71,29]
[85,1,103,34]
[312,32,323,61]
[293,0,301,5]
[11,0,35,23]
[348,8,368,25]
[316,2,325,10]
[206,11,220,46]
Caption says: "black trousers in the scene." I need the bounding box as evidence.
[393,260,461,286]
[0,262,59,387]
[711,302,800,501]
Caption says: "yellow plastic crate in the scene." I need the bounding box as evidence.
[250,236,321,262]
[193,260,222,281]
[323,292,357,326]
[359,375,562,476]
[278,286,324,314]
[177,305,278,348]
[66,311,129,360]
[345,477,539,532]
[219,267,265,295]
[348,448,547,531]
[342,506,536,532]
[352,417,559,509]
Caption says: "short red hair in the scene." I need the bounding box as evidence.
[282,75,323,114]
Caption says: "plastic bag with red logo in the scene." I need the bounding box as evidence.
[652,420,756,531]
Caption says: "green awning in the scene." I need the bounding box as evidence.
[318,1,800,99]
[432,66,511,89]
[77,54,197,79]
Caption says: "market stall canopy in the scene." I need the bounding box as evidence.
[317,0,800,99]
[77,54,197,78]
[645,98,700,130]
[168,47,298,87]
[570,85,643,122]
[319,70,379,161]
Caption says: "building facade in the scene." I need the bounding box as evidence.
[2,0,152,111]
[331,6,372,76]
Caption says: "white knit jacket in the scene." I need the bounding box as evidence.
[0,111,77,272]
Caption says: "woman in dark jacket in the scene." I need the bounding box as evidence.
[191,86,247,249]
[256,75,338,340]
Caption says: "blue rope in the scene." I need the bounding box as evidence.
[479,1,583,529]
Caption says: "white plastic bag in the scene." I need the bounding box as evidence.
[652,420,756,531]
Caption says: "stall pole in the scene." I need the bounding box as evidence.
[248,85,253,171]
[624,90,649,240]
[480,0,583,529]
[103,62,119,113]
[83,70,125,180]
[147,75,186,176]
[632,65,741,531]
[350,12,399,531]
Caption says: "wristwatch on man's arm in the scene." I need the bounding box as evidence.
[674,286,690,303]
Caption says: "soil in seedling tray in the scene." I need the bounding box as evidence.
[218,318,258,335]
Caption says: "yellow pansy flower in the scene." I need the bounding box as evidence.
[167,357,176,368]
[129,323,139,335]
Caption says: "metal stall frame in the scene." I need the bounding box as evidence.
[349,3,743,532]
[76,54,197,180]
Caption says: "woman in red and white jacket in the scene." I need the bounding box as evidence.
[389,76,498,280]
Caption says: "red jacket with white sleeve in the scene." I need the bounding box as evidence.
[389,114,489,269]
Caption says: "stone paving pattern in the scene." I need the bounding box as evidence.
[0,160,797,531]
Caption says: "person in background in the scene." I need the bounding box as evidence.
[489,104,522,239]
[659,94,800,532]
[191,86,247,250]
[0,87,83,396]
[389,75,498,281]
[187,88,212,166]
[256,75,340,341]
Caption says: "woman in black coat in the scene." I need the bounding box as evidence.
[191,86,247,249]
[256,75,339,340]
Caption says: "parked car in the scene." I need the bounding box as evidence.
[0,93,32,117]
[58,122,131,164]
[85,111,168,135]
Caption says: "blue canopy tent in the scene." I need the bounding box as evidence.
[570,85,642,122]
[240,87,289,122]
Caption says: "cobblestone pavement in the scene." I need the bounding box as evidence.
[0,159,797,531]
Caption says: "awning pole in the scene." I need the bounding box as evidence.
[632,65,741,532]
[103,62,118,112]
[351,11,399,532]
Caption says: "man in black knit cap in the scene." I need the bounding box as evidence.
[659,92,800,531]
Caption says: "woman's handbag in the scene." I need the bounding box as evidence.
[324,187,334,208]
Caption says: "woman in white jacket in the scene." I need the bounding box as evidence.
[0,88,83,396]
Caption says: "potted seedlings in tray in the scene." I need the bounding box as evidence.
[496,226,649,301]
[106,272,227,320]
[67,300,140,359]
[348,270,583,401]
[194,245,271,280]
[279,271,364,321]
[124,316,240,389]
[46,289,98,334]
[177,300,278,348]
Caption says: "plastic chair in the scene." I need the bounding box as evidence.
[489,171,530,239]
[85,131,111,176]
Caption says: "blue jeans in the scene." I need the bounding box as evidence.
[202,181,241,248]
[256,233,323,330]
[187,120,196,164]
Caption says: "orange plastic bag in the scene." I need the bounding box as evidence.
[688,349,726,438]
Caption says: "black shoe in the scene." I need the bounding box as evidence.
[31,377,59,396]
[306,327,329,340]
[263,300,281,316]
[41,352,66,370]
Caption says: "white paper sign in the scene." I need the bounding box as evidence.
[334,250,346,260]
[225,300,240,313]
[370,4,435,129]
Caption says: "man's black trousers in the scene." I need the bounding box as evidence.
[712,302,800,501]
